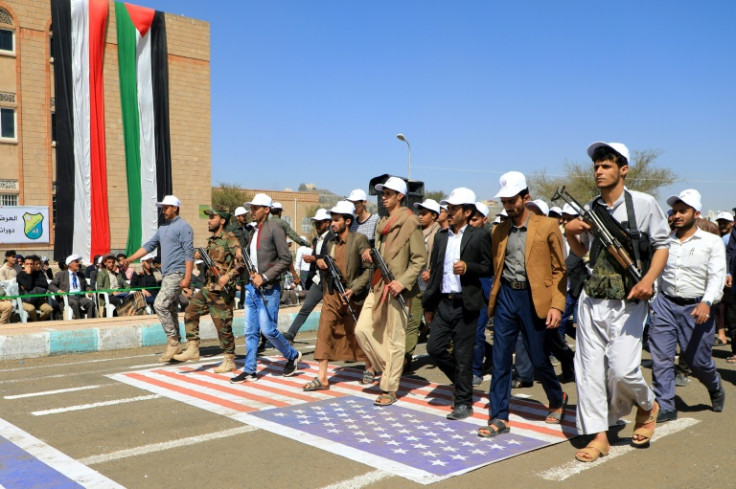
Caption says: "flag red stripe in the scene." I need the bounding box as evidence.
[124,3,155,36]
[88,0,109,258]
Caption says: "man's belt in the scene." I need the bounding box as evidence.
[441,292,463,303]
[502,278,529,290]
[663,293,702,306]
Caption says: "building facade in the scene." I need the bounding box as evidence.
[0,0,211,260]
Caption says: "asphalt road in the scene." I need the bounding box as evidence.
[0,333,734,489]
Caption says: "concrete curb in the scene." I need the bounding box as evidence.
[0,307,322,360]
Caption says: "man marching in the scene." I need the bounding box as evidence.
[650,189,726,422]
[303,201,371,391]
[174,209,243,373]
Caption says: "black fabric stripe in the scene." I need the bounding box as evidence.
[151,10,172,226]
[51,0,75,262]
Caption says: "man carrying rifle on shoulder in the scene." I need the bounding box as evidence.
[173,209,243,374]
[564,141,670,462]
[302,201,371,391]
[355,177,426,406]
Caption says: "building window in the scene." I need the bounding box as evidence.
[300,217,312,234]
[0,28,13,54]
[282,215,292,227]
[51,112,56,143]
[0,108,15,140]
[0,194,18,206]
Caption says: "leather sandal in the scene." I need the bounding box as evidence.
[632,401,659,447]
[374,392,398,406]
[575,440,609,462]
[303,377,329,392]
[478,418,510,438]
[545,392,568,424]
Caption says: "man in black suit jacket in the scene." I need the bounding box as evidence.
[423,188,493,420]
[49,254,96,319]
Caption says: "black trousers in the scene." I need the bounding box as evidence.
[427,296,479,407]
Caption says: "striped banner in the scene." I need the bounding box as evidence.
[110,357,578,484]
[51,0,110,262]
[116,2,172,256]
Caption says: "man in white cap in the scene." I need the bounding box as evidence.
[438,204,449,230]
[294,235,313,285]
[49,253,96,319]
[125,195,194,362]
[423,188,492,419]
[565,142,670,461]
[282,208,334,343]
[303,201,371,391]
[405,198,442,372]
[526,199,549,217]
[479,171,568,438]
[270,201,309,247]
[347,188,380,247]
[649,189,726,424]
[355,176,426,406]
[715,211,736,362]
[231,193,302,382]
[549,206,563,224]
[560,202,585,339]
[468,201,494,386]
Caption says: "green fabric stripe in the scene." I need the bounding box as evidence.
[116,2,143,256]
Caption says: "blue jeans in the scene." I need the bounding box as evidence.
[243,284,297,374]
[473,277,493,377]
[560,292,578,339]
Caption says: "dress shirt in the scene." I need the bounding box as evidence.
[311,230,329,286]
[502,216,529,283]
[441,225,466,293]
[659,227,725,304]
[69,271,82,293]
[250,225,261,273]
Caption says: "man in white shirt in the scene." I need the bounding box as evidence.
[649,189,726,422]
[294,236,313,285]
[347,188,379,247]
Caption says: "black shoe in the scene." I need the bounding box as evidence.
[283,351,302,377]
[710,384,726,412]
[656,409,678,423]
[230,371,257,383]
[511,378,533,389]
[446,404,473,420]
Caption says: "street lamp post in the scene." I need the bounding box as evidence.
[396,133,412,179]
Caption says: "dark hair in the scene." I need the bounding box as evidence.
[28,255,41,263]
[93,254,102,263]
[104,254,116,263]
[116,253,127,260]
[5,250,15,258]
[519,188,530,199]
[334,213,354,227]
[591,146,628,167]
[462,204,476,214]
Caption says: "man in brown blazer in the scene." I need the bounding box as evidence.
[304,201,371,391]
[479,171,567,438]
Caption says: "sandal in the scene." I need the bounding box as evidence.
[726,355,736,364]
[303,377,329,392]
[374,392,398,406]
[575,440,609,462]
[632,401,659,447]
[478,418,510,438]
[545,392,568,424]
[361,370,376,385]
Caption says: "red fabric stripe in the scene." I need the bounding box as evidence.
[88,0,109,258]
[125,3,155,36]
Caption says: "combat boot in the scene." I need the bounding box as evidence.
[213,353,236,373]
[159,337,183,363]
[173,339,200,362]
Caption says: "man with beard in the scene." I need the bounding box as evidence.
[649,189,726,422]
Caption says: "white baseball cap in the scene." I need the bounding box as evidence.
[346,189,367,202]
[96,255,104,264]
[330,200,356,215]
[587,141,631,163]
[494,171,528,199]
[374,176,407,195]
[245,193,273,207]
[156,195,180,207]
[561,203,579,216]
[65,253,82,266]
[299,235,307,242]
[715,211,734,222]
[311,208,331,221]
[234,206,248,217]
[440,187,476,206]
[272,202,283,210]
[440,204,448,211]
[492,216,502,224]
[474,202,489,218]
[526,199,549,216]
[549,206,563,217]
[667,188,702,212]
[499,209,508,217]
[413,198,441,215]
[141,252,156,261]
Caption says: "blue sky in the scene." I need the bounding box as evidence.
[136,1,735,214]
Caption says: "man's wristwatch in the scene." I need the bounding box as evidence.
[704,300,712,307]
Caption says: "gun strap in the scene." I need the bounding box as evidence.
[624,190,643,271]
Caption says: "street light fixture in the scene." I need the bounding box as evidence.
[396,133,412,179]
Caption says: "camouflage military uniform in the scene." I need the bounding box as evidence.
[184,230,242,354]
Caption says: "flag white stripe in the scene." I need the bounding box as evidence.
[135,29,158,246]
[70,0,92,260]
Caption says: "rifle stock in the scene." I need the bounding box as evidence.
[242,248,268,305]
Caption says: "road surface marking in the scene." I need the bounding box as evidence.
[317,470,391,489]
[31,394,161,416]
[0,353,154,372]
[79,425,258,465]
[4,385,103,399]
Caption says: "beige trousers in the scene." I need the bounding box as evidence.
[355,290,409,393]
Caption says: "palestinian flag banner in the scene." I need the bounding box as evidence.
[51,0,110,262]
[115,2,173,256]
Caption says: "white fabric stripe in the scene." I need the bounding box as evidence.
[70,0,92,260]
[135,30,158,247]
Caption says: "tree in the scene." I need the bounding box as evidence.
[424,190,446,203]
[527,149,677,206]
[212,183,251,213]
